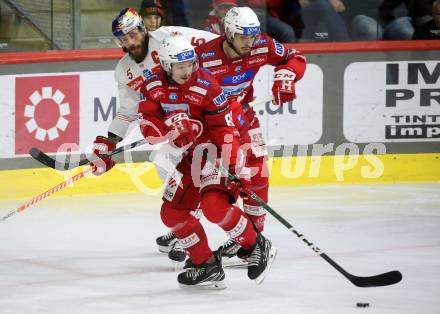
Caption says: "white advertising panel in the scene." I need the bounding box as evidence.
[253,64,324,146]
[344,61,440,143]
[0,63,323,159]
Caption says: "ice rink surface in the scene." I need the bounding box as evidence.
[1,183,439,314]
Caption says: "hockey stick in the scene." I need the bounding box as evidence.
[29,139,147,171]
[0,167,94,223]
[219,166,403,288]
[29,95,275,171]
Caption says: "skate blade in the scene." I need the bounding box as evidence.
[254,246,277,285]
[222,256,248,269]
[179,280,226,291]
[172,260,185,271]
[157,239,178,253]
[158,245,171,253]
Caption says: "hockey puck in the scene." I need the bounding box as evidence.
[356,303,370,308]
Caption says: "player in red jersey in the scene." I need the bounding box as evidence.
[138,35,277,289]
[161,6,306,266]
[193,6,307,260]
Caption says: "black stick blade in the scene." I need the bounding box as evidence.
[350,270,402,287]
[29,148,58,169]
[28,148,84,170]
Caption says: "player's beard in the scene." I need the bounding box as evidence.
[127,36,148,63]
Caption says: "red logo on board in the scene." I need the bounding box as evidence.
[15,75,80,155]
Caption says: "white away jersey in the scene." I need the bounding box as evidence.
[109,26,218,138]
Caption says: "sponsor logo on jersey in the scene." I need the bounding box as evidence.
[273,39,285,56]
[169,93,178,101]
[151,88,165,100]
[256,38,268,45]
[209,66,228,76]
[243,26,260,36]
[226,215,247,238]
[15,75,79,154]
[250,47,269,56]
[127,76,144,91]
[146,80,162,90]
[203,59,222,68]
[213,92,227,106]
[177,49,195,61]
[160,103,189,113]
[164,175,181,202]
[179,232,200,249]
[247,55,267,67]
[200,51,216,59]
[189,85,207,95]
[222,81,251,97]
[234,66,242,72]
[142,68,152,78]
[184,92,203,104]
[223,69,254,85]
[196,78,211,87]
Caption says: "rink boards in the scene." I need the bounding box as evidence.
[1,153,439,200]
[0,41,439,199]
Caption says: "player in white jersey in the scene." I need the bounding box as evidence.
[89,8,217,177]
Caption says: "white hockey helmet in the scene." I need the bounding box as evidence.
[224,6,261,42]
[158,35,197,73]
[112,8,146,47]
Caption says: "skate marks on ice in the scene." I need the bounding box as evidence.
[0,184,440,313]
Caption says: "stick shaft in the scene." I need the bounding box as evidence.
[1,167,93,223]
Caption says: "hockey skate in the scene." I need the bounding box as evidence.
[156,231,177,253]
[214,239,248,268]
[238,233,277,285]
[177,254,226,290]
[168,240,187,270]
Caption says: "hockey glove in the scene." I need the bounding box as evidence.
[272,66,297,105]
[225,164,251,202]
[90,136,116,176]
[164,110,196,149]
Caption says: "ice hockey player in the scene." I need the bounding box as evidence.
[89,8,217,178]
[138,34,277,289]
[161,6,306,265]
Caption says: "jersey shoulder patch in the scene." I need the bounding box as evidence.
[272,38,285,57]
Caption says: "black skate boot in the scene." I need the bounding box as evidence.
[156,231,177,253]
[237,233,277,285]
[168,241,187,262]
[214,239,247,268]
[183,257,195,270]
[177,253,226,290]
[168,240,187,270]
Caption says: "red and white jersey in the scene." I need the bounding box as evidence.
[109,26,218,138]
[140,68,240,164]
[195,34,306,106]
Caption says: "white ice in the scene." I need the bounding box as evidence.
[1,183,439,314]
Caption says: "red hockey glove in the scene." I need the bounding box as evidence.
[138,99,168,145]
[272,66,297,105]
[224,164,242,201]
[224,164,251,202]
[90,136,116,176]
[164,110,196,149]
